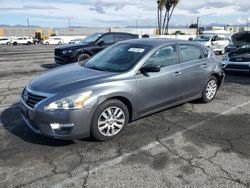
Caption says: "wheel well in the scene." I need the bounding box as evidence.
[211,73,222,88]
[79,51,92,57]
[109,96,133,122]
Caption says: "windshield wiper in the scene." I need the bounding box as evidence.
[87,66,106,71]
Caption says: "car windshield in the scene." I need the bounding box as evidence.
[240,45,250,49]
[194,35,212,42]
[84,43,151,72]
[80,33,102,43]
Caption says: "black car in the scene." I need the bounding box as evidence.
[222,31,250,72]
[224,41,237,53]
[54,32,139,64]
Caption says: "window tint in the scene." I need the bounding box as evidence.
[202,48,209,58]
[211,36,217,41]
[144,45,177,67]
[217,35,227,41]
[179,44,203,63]
[115,34,131,42]
[85,43,151,72]
[98,34,114,44]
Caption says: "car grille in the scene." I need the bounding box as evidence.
[22,89,47,108]
[226,64,250,70]
[229,57,250,62]
[54,48,61,56]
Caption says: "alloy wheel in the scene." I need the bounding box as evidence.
[97,107,125,137]
[206,80,217,100]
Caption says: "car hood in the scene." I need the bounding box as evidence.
[231,31,250,47]
[55,42,94,50]
[228,50,250,58]
[29,63,118,93]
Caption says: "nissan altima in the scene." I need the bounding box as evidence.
[20,39,224,141]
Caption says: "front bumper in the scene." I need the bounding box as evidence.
[54,55,76,65]
[20,99,92,140]
[222,60,250,72]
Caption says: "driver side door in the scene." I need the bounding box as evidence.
[93,34,115,54]
[135,44,183,117]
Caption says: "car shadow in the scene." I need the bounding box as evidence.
[0,103,73,147]
[224,72,250,85]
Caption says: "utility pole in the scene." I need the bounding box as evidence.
[196,17,199,36]
[27,18,30,37]
[68,17,71,28]
[136,19,138,29]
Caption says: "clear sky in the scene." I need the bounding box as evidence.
[0,0,249,27]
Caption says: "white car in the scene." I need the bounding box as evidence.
[11,37,33,45]
[193,34,229,54]
[43,37,64,45]
[0,37,11,45]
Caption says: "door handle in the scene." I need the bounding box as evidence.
[202,63,208,68]
[173,71,182,77]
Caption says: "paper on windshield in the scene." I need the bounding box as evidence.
[128,48,145,53]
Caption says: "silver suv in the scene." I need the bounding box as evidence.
[20,39,224,141]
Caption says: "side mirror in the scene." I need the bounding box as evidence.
[97,40,104,46]
[140,65,161,73]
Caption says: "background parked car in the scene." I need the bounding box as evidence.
[0,37,11,45]
[11,37,33,45]
[43,37,64,45]
[54,32,139,64]
[193,34,229,54]
[224,40,237,53]
[222,31,250,72]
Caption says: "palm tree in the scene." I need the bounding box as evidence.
[157,0,165,35]
[157,0,180,35]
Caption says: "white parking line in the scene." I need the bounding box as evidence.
[54,100,250,186]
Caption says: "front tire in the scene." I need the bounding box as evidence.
[91,99,129,141]
[201,76,218,103]
[77,53,91,63]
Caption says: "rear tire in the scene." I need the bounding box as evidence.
[58,41,62,45]
[27,41,31,45]
[13,42,17,46]
[90,99,129,141]
[201,76,218,103]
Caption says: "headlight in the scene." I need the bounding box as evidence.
[223,54,229,61]
[62,49,73,55]
[45,91,92,110]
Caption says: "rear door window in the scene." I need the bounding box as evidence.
[179,44,203,63]
[114,34,132,42]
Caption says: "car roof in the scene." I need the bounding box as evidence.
[104,32,137,35]
[119,38,191,47]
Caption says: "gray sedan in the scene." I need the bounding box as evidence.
[20,39,224,141]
